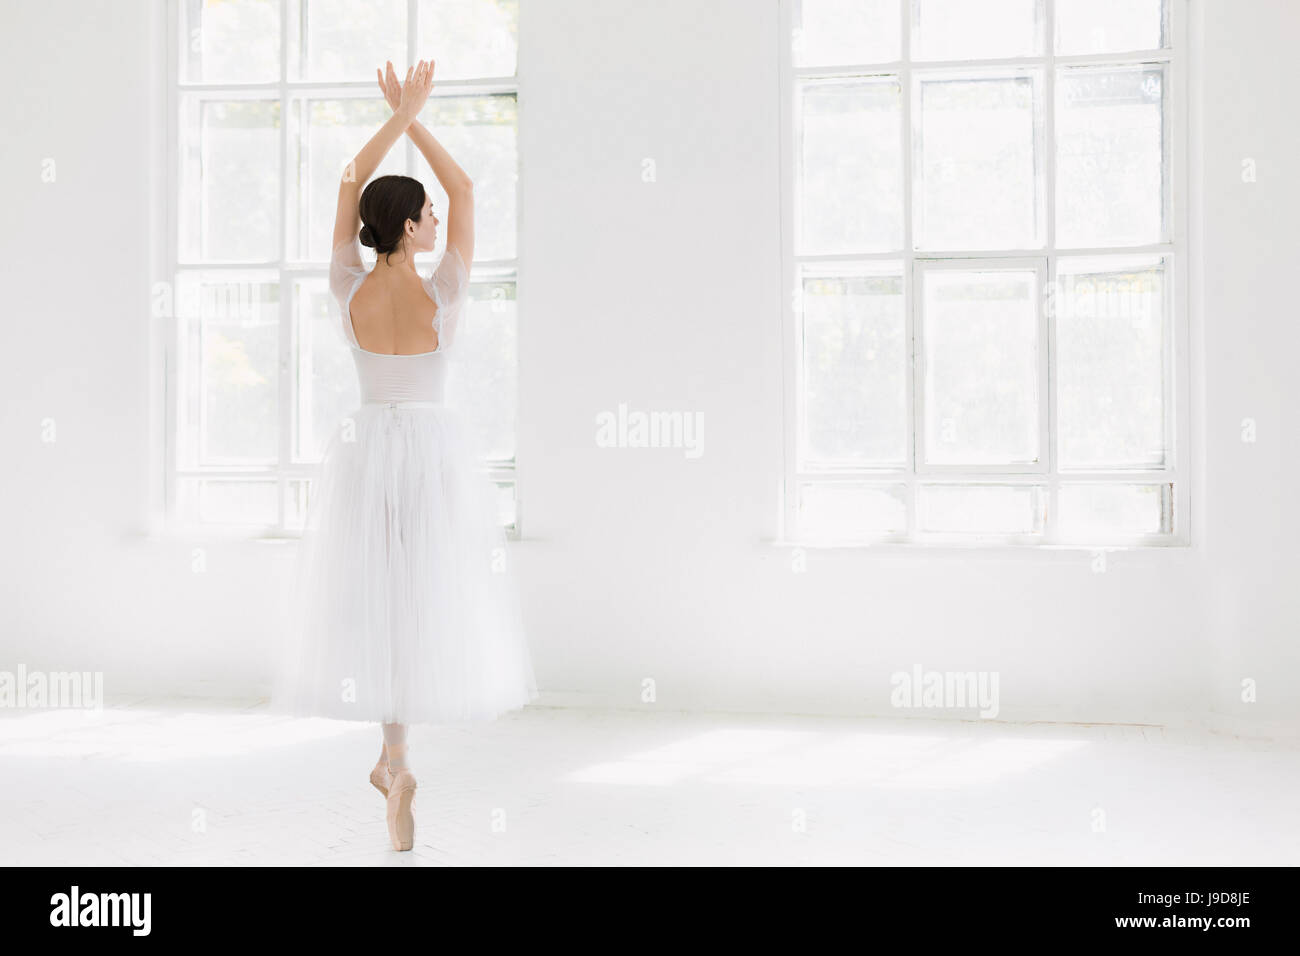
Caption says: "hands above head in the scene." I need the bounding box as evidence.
[382,59,435,124]
[375,57,473,202]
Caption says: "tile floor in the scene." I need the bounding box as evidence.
[1,699,1296,866]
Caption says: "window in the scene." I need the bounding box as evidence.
[163,0,521,535]
[782,0,1187,546]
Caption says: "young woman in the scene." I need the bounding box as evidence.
[272,60,538,852]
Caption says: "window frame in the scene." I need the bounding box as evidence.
[159,0,521,539]
[779,0,1191,548]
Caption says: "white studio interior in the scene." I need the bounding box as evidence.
[1,0,1297,871]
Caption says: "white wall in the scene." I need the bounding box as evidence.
[0,0,1295,736]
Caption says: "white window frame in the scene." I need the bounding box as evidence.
[157,0,521,539]
[778,0,1191,548]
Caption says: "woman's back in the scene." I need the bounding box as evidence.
[350,269,441,355]
[328,238,470,404]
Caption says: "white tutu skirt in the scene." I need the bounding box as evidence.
[272,402,538,725]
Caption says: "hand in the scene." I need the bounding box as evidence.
[377,60,403,114]
[395,59,435,122]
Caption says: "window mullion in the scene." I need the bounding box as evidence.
[779,0,799,542]
[163,0,181,531]
[1044,0,1059,542]
[1170,0,1189,542]
[901,0,917,539]
[276,0,291,533]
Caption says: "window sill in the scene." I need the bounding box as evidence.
[766,535,1194,555]
[132,525,534,547]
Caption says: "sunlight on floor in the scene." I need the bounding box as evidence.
[0,706,358,761]
[567,727,1089,788]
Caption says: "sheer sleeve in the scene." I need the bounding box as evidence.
[329,238,367,346]
[425,244,471,351]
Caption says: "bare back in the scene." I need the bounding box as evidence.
[349,269,440,355]
[329,237,470,359]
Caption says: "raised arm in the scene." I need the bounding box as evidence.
[332,61,435,250]
[378,60,475,267]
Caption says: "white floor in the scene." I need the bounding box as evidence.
[1,699,1296,866]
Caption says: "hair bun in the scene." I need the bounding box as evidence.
[358,224,377,248]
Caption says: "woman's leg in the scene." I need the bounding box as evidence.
[383,721,416,851]
[381,722,409,771]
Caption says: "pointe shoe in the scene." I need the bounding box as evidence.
[369,758,393,797]
[386,769,417,851]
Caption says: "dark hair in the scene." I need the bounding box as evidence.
[357,174,425,261]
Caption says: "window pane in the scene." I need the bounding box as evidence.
[1057,483,1171,538]
[1055,0,1165,55]
[918,484,1044,535]
[799,268,906,467]
[177,275,280,466]
[417,95,517,262]
[290,0,407,81]
[294,278,361,462]
[916,74,1041,250]
[797,483,907,539]
[794,0,901,66]
[798,78,903,254]
[180,98,280,262]
[912,0,1043,61]
[1056,258,1166,469]
[1056,66,1164,248]
[921,268,1039,465]
[178,479,279,526]
[418,0,519,78]
[292,98,407,262]
[181,0,280,83]
[446,280,517,461]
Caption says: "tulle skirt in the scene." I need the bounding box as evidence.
[271,401,538,725]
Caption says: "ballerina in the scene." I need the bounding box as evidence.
[272,59,538,852]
